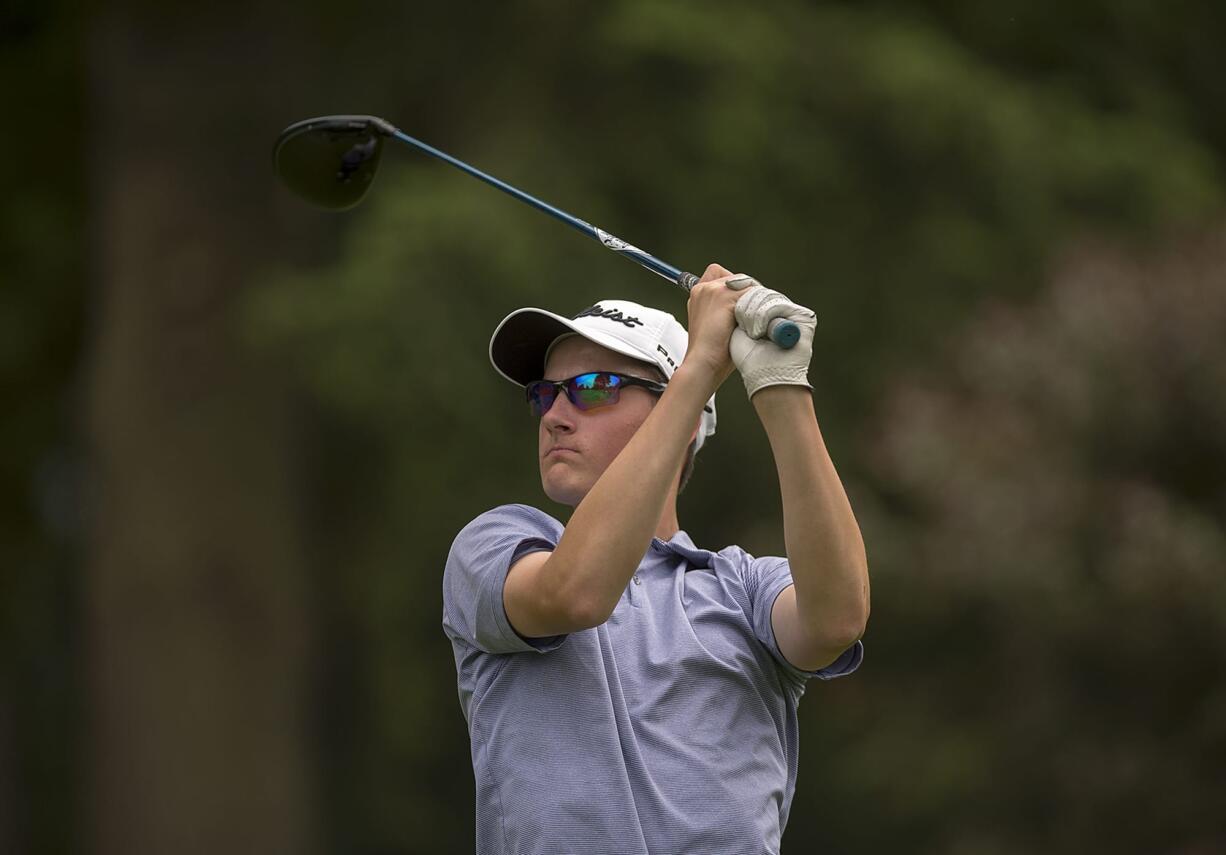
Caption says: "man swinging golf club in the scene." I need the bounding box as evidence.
[443,265,870,854]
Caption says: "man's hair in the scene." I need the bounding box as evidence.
[678,439,698,494]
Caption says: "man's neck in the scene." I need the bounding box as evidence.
[654,499,681,541]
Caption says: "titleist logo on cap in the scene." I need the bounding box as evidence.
[573,304,644,328]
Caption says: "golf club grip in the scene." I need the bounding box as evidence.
[678,272,800,350]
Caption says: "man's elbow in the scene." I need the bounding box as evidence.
[506,555,614,636]
[805,620,865,671]
[825,618,867,654]
[842,572,871,642]
[551,574,617,631]
[822,600,870,652]
[564,596,615,632]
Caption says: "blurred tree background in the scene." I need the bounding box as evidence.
[2,0,1224,853]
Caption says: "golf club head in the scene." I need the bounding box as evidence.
[273,115,396,210]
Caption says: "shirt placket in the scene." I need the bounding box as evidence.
[629,543,666,608]
[627,567,643,607]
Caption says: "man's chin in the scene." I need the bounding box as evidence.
[541,476,589,508]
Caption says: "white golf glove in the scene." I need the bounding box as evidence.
[726,276,817,399]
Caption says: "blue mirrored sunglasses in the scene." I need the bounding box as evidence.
[525,372,666,417]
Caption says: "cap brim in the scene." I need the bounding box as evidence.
[489,307,665,386]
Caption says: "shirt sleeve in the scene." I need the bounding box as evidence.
[740,553,864,683]
[442,504,567,655]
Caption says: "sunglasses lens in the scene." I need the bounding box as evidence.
[570,373,620,410]
[527,373,630,416]
[526,381,556,417]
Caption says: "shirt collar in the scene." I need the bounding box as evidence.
[649,530,711,568]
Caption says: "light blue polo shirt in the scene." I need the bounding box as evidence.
[442,504,863,855]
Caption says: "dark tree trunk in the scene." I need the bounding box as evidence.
[84,10,315,855]
[0,695,14,853]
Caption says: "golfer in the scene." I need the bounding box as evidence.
[443,264,870,854]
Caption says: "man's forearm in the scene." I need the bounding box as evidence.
[545,365,715,622]
[754,386,870,646]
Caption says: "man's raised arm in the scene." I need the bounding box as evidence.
[729,283,869,670]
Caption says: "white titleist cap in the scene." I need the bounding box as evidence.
[489,299,717,450]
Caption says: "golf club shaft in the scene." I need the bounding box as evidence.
[385,126,799,349]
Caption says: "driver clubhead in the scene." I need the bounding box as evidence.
[273,115,392,210]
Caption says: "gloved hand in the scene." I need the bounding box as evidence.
[726,276,817,399]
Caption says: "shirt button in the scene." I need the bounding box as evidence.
[633,575,641,585]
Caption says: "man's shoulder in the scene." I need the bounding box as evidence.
[699,543,791,598]
[449,504,565,555]
[457,503,562,534]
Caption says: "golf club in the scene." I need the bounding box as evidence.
[272,115,801,349]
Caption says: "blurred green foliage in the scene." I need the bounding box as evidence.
[846,233,1226,852]
[4,0,1226,852]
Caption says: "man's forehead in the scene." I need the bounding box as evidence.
[543,335,656,377]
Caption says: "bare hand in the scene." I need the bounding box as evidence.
[682,263,747,386]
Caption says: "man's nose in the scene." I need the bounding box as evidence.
[541,390,578,432]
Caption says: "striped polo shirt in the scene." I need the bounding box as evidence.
[442,503,862,854]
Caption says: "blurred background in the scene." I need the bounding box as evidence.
[3,1,1225,852]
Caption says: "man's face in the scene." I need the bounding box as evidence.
[538,336,661,506]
